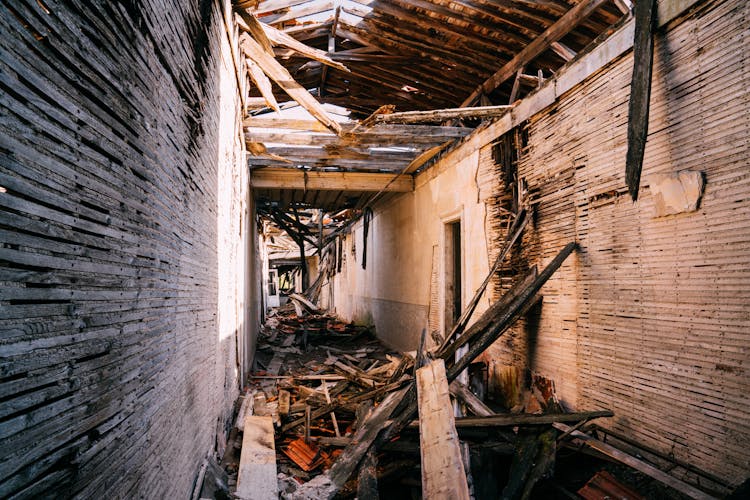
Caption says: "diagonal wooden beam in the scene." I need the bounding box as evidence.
[372,105,512,124]
[625,0,656,200]
[246,59,280,111]
[250,168,414,192]
[460,0,610,107]
[239,33,342,135]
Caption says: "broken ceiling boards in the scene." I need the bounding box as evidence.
[416,359,470,500]
[237,0,625,113]
[461,0,612,106]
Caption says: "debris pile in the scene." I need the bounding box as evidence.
[208,217,726,499]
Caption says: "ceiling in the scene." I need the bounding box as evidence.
[236,0,630,212]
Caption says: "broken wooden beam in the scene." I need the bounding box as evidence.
[406,410,613,429]
[235,416,278,500]
[461,0,610,106]
[239,33,342,135]
[452,410,613,428]
[625,0,657,200]
[416,359,470,500]
[438,266,538,362]
[356,449,379,500]
[554,424,716,500]
[372,105,511,124]
[448,380,493,417]
[446,242,578,381]
[437,209,530,355]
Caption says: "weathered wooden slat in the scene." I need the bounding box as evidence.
[416,359,470,500]
[235,416,278,500]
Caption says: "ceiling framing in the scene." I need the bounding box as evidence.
[235,0,630,212]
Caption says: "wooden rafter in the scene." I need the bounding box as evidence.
[239,33,342,134]
[461,0,610,107]
[251,168,414,192]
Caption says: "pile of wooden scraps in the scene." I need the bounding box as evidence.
[220,238,721,499]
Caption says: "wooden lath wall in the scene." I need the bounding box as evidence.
[484,0,749,485]
[0,1,252,497]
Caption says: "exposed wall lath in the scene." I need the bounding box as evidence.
[0,0,252,497]
[486,0,750,485]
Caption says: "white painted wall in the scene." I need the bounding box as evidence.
[331,150,491,351]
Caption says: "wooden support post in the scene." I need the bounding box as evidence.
[236,416,278,500]
[625,0,657,200]
[416,359,470,500]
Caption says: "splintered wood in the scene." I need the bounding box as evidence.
[416,359,470,500]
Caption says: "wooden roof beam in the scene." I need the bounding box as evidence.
[251,169,414,192]
[460,0,610,107]
[239,33,342,135]
[372,105,512,124]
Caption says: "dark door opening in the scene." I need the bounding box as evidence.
[445,220,462,333]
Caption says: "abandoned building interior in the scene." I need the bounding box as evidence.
[1,0,748,498]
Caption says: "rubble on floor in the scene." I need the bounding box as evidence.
[203,239,727,499]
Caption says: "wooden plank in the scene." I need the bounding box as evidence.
[246,59,280,111]
[625,0,656,200]
[416,359,470,500]
[460,0,610,106]
[448,380,493,417]
[250,168,413,192]
[239,33,341,135]
[372,105,512,124]
[554,424,715,500]
[236,416,278,500]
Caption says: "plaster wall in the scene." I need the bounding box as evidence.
[331,151,491,352]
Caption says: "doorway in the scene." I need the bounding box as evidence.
[444,220,462,335]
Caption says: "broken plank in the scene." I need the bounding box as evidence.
[357,449,378,500]
[554,424,716,500]
[451,410,613,428]
[239,34,341,135]
[461,0,610,106]
[278,389,291,416]
[246,59,280,111]
[416,359,470,500]
[293,387,409,498]
[448,380,493,417]
[372,105,511,124]
[235,416,277,500]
